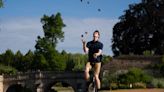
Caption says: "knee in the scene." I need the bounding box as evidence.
[94,74,99,79]
[85,71,90,80]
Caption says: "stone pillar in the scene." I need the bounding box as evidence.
[0,75,4,92]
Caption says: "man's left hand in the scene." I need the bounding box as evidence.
[93,53,98,58]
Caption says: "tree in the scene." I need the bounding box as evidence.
[2,49,14,66]
[64,53,87,71]
[0,0,3,8]
[22,50,34,71]
[13,50,23,71]
[41,12,65,48]
[72,53,86,71]
[35,12,65,54]
[35,12,66,71]
[112,0,164,56]
[52,54,66,71]
[32,53,49,71]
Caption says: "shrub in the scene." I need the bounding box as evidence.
[0,64,17,75]
[117,68,152,84]
[150,78,164,88]
[143,50,153,56]
[101,71,122,90]
[118,84,130,89]
[133,82,146,89]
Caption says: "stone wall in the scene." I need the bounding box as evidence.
[102,55,162,74]
[0,75,3,92]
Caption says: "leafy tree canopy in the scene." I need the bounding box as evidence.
[112,0,164,56]
[35,12,66,71]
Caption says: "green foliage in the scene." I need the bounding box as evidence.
[40,12,65,48]
[32,53,49,71]
[132,82,146,89]
[153,56,164,77]
[102,68,153,89]
[65,53,87,71]
[151,78,164,88]
[51,53,66,71]
[160,65,164,76]
[101,72,117,89]
[118,68,152,84]
[34,12,66,71]
[143,50,153,56]
[102,55,112,65]
[1,49,14,66]
[112,0,164,56]
[141,74,152,83]
[127,68,143,83]
[35,12,65,55]
[13,50,23,71]
[65,54,75,71]
[0,50,91,72]
[21,50,34,71]
[0,0,3,8]
[71,53,87,71]
[34,13,66,71]
[0,64,17,75]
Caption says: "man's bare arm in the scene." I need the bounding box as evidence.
[82,40,89,54]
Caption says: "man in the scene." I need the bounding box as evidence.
[82,30,103,90]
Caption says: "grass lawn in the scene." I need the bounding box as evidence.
[101,89,164,92]
[52,86,164,92]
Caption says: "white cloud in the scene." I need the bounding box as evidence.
[0,17,43,54]
[0,17,118,55]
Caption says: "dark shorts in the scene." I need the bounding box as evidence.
[88,55,102,63]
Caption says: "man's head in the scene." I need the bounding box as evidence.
[93,30,100,41]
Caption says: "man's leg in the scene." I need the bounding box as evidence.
[94,62,101,89]
[85,62,92,81]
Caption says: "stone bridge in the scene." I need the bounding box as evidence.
[0,71,87,92]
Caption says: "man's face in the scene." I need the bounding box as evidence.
[93,32,99,41]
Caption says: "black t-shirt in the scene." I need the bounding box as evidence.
[86,40,103,62]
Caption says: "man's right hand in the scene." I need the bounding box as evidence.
[81,38,86,45]
[82,39,88,53]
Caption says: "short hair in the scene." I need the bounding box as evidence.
[93,30,100,36]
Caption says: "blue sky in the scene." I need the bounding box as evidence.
[0,0,141,56]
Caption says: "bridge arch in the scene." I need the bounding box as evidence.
[6,83,32,92]
[1,71,87,92]
[44,79,76,92]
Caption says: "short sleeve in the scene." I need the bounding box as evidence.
[86,42,90,48]
[99,42,103,50]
